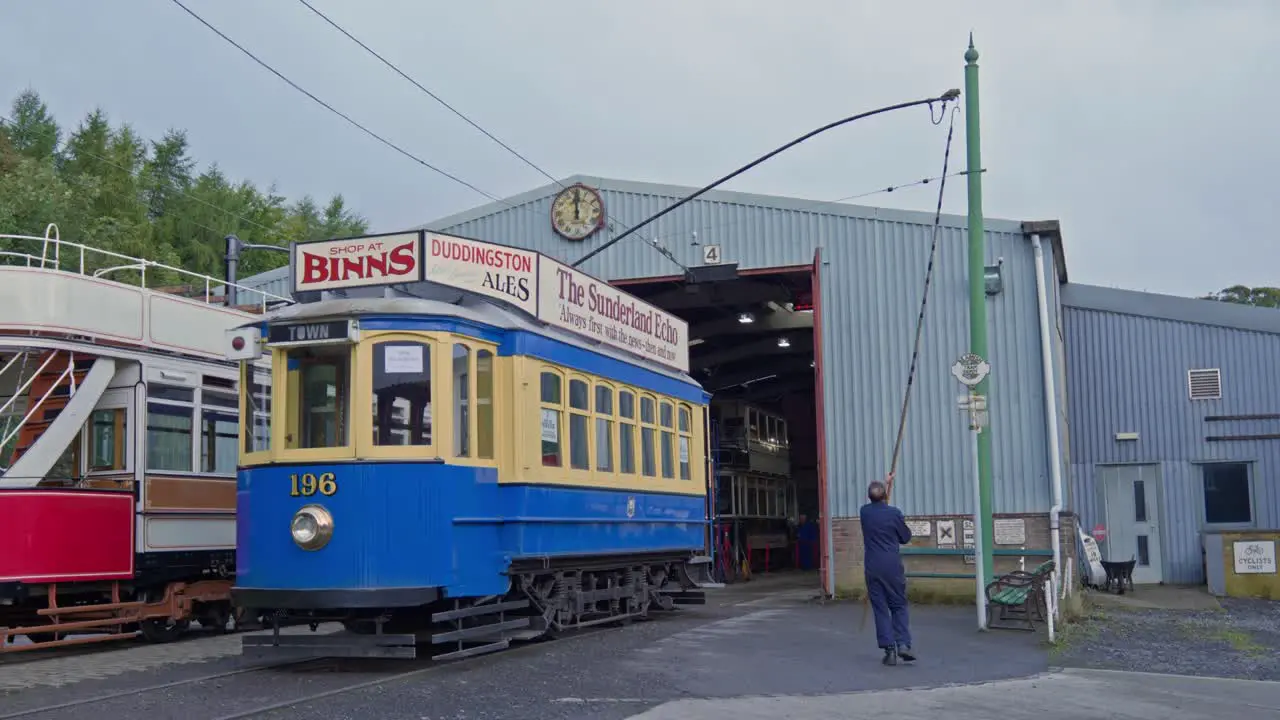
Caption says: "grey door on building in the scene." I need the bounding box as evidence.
[1096,464,1164,584]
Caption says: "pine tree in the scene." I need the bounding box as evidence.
[0,89,370,283]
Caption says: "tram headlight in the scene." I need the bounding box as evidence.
[290,505,333,551]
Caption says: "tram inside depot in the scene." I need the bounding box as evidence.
[617,268,821,585]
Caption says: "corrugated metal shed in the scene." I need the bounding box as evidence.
[239,175,1068,519]
[422,175,1066,518]
[231,265,291,299]
[1064,283,1280,584]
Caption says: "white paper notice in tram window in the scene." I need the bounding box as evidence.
[540,409,559,442]
[679,438,689,463]
[384,345,423,374]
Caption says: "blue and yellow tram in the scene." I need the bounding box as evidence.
[225,237,712,659]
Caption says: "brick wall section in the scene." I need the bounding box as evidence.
[832,512,1079,600]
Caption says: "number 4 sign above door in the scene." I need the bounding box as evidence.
[702,244,722,265]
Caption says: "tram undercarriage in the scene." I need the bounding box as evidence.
[243,554,710,660]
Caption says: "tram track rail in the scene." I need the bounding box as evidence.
[0,616,311,667]
[0,627,236,668]
[0,620,621,720]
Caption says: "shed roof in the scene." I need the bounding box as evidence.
[1062,283,1280,335]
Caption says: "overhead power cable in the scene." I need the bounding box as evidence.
[647,168,982,247]
[168,0,521,211]
[571,91,960,268]
[295,0,560,188]
[290,0,671,268]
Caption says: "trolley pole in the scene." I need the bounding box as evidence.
[964,35,996,586]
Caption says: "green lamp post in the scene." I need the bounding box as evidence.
[965,35,996,586]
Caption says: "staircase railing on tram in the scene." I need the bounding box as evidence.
[0,223,292,312]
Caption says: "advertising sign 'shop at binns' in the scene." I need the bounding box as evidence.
[289,231,690,372]
[293,232,422,293]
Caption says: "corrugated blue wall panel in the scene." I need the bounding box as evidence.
[818,225,1055,517]
[244,176,1062,519]
[430,177,1056,518]
[1064,290,1280,584]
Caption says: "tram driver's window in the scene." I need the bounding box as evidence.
[286,345,351,449]
[372,342,431,447]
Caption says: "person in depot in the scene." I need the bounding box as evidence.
[859,475,915,666]
[795,513,819,571]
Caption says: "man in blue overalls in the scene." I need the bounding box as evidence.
[860,476,916,666]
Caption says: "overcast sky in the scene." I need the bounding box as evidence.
[3,1,1276,297]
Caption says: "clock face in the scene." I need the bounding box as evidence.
[551,184,604,241]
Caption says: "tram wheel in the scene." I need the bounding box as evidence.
[140,617,190,643]
[138,589,190,643]
[196,603,232,634]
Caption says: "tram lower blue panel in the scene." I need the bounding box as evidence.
[236,462,506,597]
[489,484,705,558]
[236,463,708,604]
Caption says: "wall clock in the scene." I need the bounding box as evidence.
[550,183,605,241]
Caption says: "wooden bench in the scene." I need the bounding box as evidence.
[984,560,1055,631]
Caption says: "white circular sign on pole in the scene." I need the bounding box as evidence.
[951,352,990,387]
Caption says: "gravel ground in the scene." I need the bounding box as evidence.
[1052,597,1280,681]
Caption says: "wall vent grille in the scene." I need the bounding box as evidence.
[1188,368,1222,400]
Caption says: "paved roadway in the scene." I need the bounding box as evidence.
[1,575,1275,719]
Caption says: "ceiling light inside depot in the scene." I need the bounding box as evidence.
[777,337,790,348]
[738,313,754,324]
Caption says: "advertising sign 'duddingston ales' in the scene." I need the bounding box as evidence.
[289,231,690,372]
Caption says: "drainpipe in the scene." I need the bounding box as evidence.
[1031,233,1064,643]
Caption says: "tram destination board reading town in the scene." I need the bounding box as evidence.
[291,230,690,371]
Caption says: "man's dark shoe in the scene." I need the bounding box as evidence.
[881,647,898,666]
[897,645,916,662]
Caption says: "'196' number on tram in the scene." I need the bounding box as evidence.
[290,472,337,497]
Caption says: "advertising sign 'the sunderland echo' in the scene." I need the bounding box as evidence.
[536,257,687,372]
[290,231,689,372]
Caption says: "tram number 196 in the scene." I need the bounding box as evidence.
[290,472,338,497]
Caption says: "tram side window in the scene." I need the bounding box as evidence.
[618,390,636,474]
[540,371,562,467]
[371,342,429,447]
[243,368,271,454]
[201,385,239,474]
[147,384,193,472]
[453,344,471,457]
[87,408,126,472]
[569,378,590,470]
[678,405,693,480]
[594,385,613,473]
[659,401,675,479]
[476,350,494,460]
[639,395,657,477]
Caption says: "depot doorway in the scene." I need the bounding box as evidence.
[614,252,831,595]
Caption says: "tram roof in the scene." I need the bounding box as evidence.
[255,287,701,387]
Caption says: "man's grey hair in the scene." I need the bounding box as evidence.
[868,481,887,503]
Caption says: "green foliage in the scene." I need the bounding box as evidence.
[0,89,368,287]
[1202,285,1280,308]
